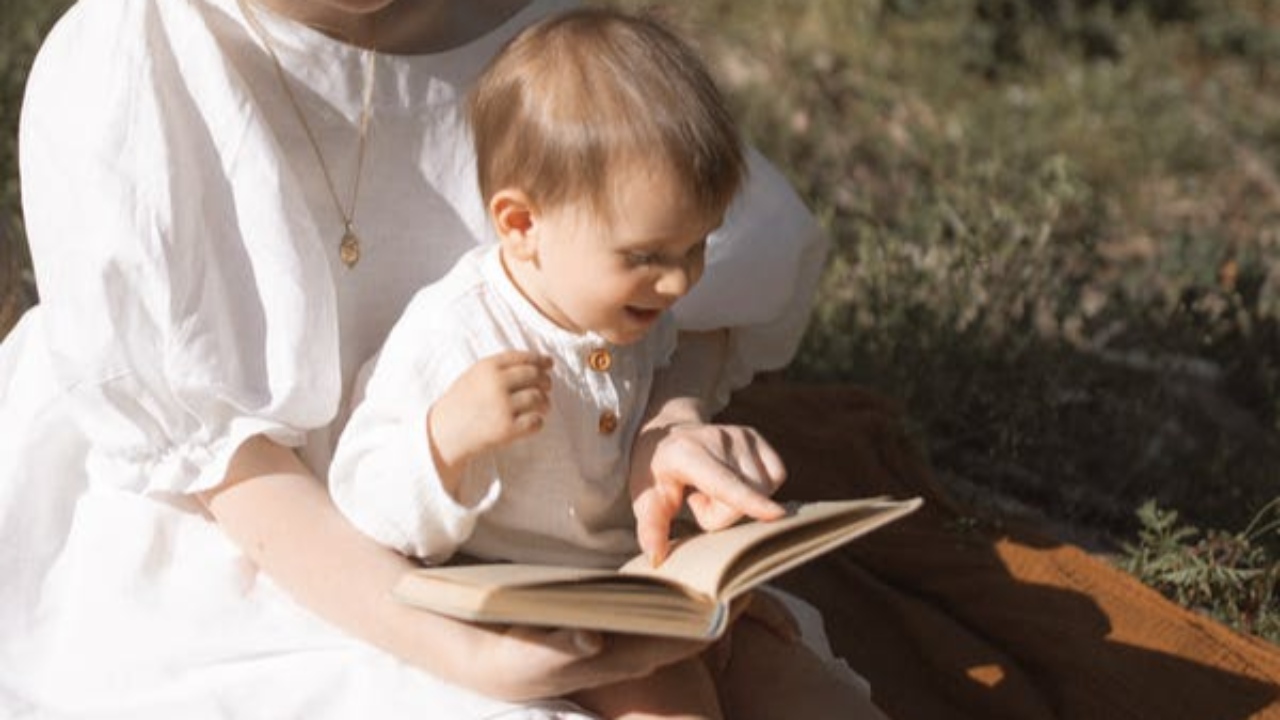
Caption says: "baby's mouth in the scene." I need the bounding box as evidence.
[625,306,662,323]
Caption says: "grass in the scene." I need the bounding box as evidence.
[609,0,1280,641]
[2,0,1277,642]
[1120,497,1279,643]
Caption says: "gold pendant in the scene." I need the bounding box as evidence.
[339,228,361,268]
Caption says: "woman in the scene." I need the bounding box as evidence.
[0,0,839,717]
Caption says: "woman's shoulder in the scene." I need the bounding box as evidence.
[23,0,226,128]
[26,0,143,88]
[30,0,204,66]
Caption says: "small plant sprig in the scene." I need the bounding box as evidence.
[1118,498,1280,644]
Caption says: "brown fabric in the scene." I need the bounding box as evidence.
[720,383,1280,720]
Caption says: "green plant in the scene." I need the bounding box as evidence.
[1118,498,1280,643]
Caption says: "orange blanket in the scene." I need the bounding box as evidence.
[721,383,1280,720]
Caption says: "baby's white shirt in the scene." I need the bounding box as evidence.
[330,245,677,567]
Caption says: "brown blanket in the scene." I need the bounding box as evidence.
[720,383,1280,720]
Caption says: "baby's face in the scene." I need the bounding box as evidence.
[524,163,720,346]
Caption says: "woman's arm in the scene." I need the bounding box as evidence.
[201,435,707,701]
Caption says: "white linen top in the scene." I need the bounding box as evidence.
[19,0,826,500]
[331,245,677,568]
[0,0,835,717]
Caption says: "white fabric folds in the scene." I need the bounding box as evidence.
[0,0,833,716]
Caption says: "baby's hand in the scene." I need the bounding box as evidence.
[428,351,553,479]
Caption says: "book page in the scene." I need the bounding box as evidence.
[392,563,727,638]
[406,563,620,589]
[391,497,919,638]
[618,497,922,599]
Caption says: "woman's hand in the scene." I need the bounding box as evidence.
[629,417,787,564]
[203,436,705,703]
[627,330,789,565]
[462,624,710,701]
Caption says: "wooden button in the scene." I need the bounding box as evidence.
[598,410,619,435]
[587,348,612,372]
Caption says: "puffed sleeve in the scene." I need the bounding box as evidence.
[670,148,830,411]
[19,0,340,494]
[328,283,501,563]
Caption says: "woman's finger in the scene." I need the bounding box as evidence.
[739,429,787,493]
[633,480,686,564]
[677,448,785,525]
[504,626,604,661]
[498,626,707,696]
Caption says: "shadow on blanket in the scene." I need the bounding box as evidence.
[720,383,1280,720]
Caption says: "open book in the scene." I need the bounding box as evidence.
[392,496,923,639]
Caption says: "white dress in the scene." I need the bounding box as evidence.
[0,0,834,717]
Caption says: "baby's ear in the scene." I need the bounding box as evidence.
[489,189,538,260]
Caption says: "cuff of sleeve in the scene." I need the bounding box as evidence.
[113,416,306,497]
[403,431,503,562]
[329,415,500,562]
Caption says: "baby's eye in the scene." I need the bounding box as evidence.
[625,252,657,267]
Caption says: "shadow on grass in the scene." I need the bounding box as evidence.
[722,382,1280,720]
[793,286,1280,543]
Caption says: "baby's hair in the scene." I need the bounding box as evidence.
[468,7,746,221]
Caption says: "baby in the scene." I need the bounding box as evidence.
[331,8,881,719]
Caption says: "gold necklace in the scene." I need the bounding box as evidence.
[238,0,376,269]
